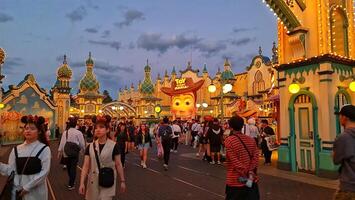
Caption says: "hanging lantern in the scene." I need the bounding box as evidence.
[208,84,216,93]
[223,83,233,93]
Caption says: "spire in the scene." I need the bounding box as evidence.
[216,67,221,75]
[63,54,67,64]
[203,63,208,73]
[86,52,94,66]
[157,73,161,80]
[171,66,176,75]
[131,83,134,89]
[187,61,192,69]
[224,58,231,67]
[164,69,168,77]
[259,46,262,55]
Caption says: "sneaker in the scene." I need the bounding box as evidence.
[142,163,147,169]
[210,161,215,165]
[196,153,200,157]
[63,165,67,169]
[174,150,178,153]
[163,164,168,171]
[67,185,75,191]
[217,161,221,165]
[140,161,144,166]
[170,149,173,153]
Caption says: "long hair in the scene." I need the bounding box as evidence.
[21,115,50,146]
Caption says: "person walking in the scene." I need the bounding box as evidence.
[79,115,126,200]
[58,117,86,190]
[136,124,152,169]
[158,117,173,170]
[0,115,51,200]
[115,123,128,168]
[333,105,355,199]
[208,118,223,165]
[126,121,136,153]
[260,119,275,165]
[225,115,259,200]
[197,121,210,160]
[171,120,181,153]
[191,119,200,148]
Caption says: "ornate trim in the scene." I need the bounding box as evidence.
[265,0,302,31]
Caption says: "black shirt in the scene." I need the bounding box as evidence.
[85,142,120,161]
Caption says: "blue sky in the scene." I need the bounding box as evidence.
[0,0,277,98]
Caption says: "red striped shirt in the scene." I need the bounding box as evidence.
[225,132,259,187]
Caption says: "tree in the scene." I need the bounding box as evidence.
[103,90,113,104]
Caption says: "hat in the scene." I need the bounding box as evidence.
[161,77,204,96]
[335,104,355,121]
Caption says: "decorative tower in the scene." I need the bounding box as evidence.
[141,60,154,96]
[77,52,103,118]
[52,55,72,132]
[171,66,177,80]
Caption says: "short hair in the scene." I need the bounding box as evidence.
[261,119,268,125]
[68,117,78,128]
[163,117,169,124]
[228,115,244,131]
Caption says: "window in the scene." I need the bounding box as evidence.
[330,7,349,57]
[253,70,265,95]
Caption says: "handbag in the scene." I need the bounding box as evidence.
[93,143,115,188]
[265,135,279,151]
[64,130,81,157]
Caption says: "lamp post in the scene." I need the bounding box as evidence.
[208,79,232,122]
[0,48,6,108]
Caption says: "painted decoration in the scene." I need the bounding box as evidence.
[161,77,204,119]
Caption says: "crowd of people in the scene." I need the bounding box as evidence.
[0,104,354,200]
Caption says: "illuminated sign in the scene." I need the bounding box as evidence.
[154,105,162,113]
[174,78,188,90]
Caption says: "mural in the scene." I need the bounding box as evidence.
[0,75,56,144]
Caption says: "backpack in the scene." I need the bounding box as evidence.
[64,130,81,157]
[160,125,172,141]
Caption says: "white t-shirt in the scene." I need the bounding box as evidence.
[172,124,181,138]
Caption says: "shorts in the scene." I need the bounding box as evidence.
[199,136,208,144]
[210,145,221,153]
[138,143,150,150]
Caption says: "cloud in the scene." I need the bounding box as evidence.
[137,33,201,53]
[128,42,135,49]
[194,42,227,57]
[88,40,121,51]
[230,37,256,46]
[233,27,256,34]
[66,6,87,22]
[85,28,98,33]
[69,60,134,74]
[2,57,24,74]
[115,9,145,28]
[101,30,110,38]
[0,13,13,23]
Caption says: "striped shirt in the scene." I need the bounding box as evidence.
[225,132,259,187]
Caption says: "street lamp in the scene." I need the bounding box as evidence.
[196,103,201,108]
[119,106,124,111]
[202,102,208,108]
[209,79,232,122]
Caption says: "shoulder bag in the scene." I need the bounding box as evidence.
[93,143,115,188]
[64,130,81,157]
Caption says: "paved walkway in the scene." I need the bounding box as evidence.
[0,141,337,200]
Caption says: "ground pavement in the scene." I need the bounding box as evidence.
[0,141,337,200]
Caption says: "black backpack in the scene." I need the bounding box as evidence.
[160,125,172,141]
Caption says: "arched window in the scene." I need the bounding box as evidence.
[253,70,265,95]
[330,7,349,57]
[335,92,350,135]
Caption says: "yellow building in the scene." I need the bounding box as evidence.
[118,46,279,122]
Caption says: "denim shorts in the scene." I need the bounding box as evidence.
[138,143,150,150]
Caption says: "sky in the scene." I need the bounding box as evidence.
[0,0,277,99]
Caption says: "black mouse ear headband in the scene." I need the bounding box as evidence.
[21,115,45,127]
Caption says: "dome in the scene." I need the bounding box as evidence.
[79,72,100,92]
[221,70,234,81]
[57,55,72,79]
[141,80,154,94]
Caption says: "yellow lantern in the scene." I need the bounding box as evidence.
[0,103,4,109]
[288,82,300,94]
[349,81,355,92]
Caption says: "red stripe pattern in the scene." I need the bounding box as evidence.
[225,133,259,187]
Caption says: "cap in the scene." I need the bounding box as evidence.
[335,104,355,121]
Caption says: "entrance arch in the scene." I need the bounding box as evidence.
[101,101,137,118]
[288,90,320,174]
